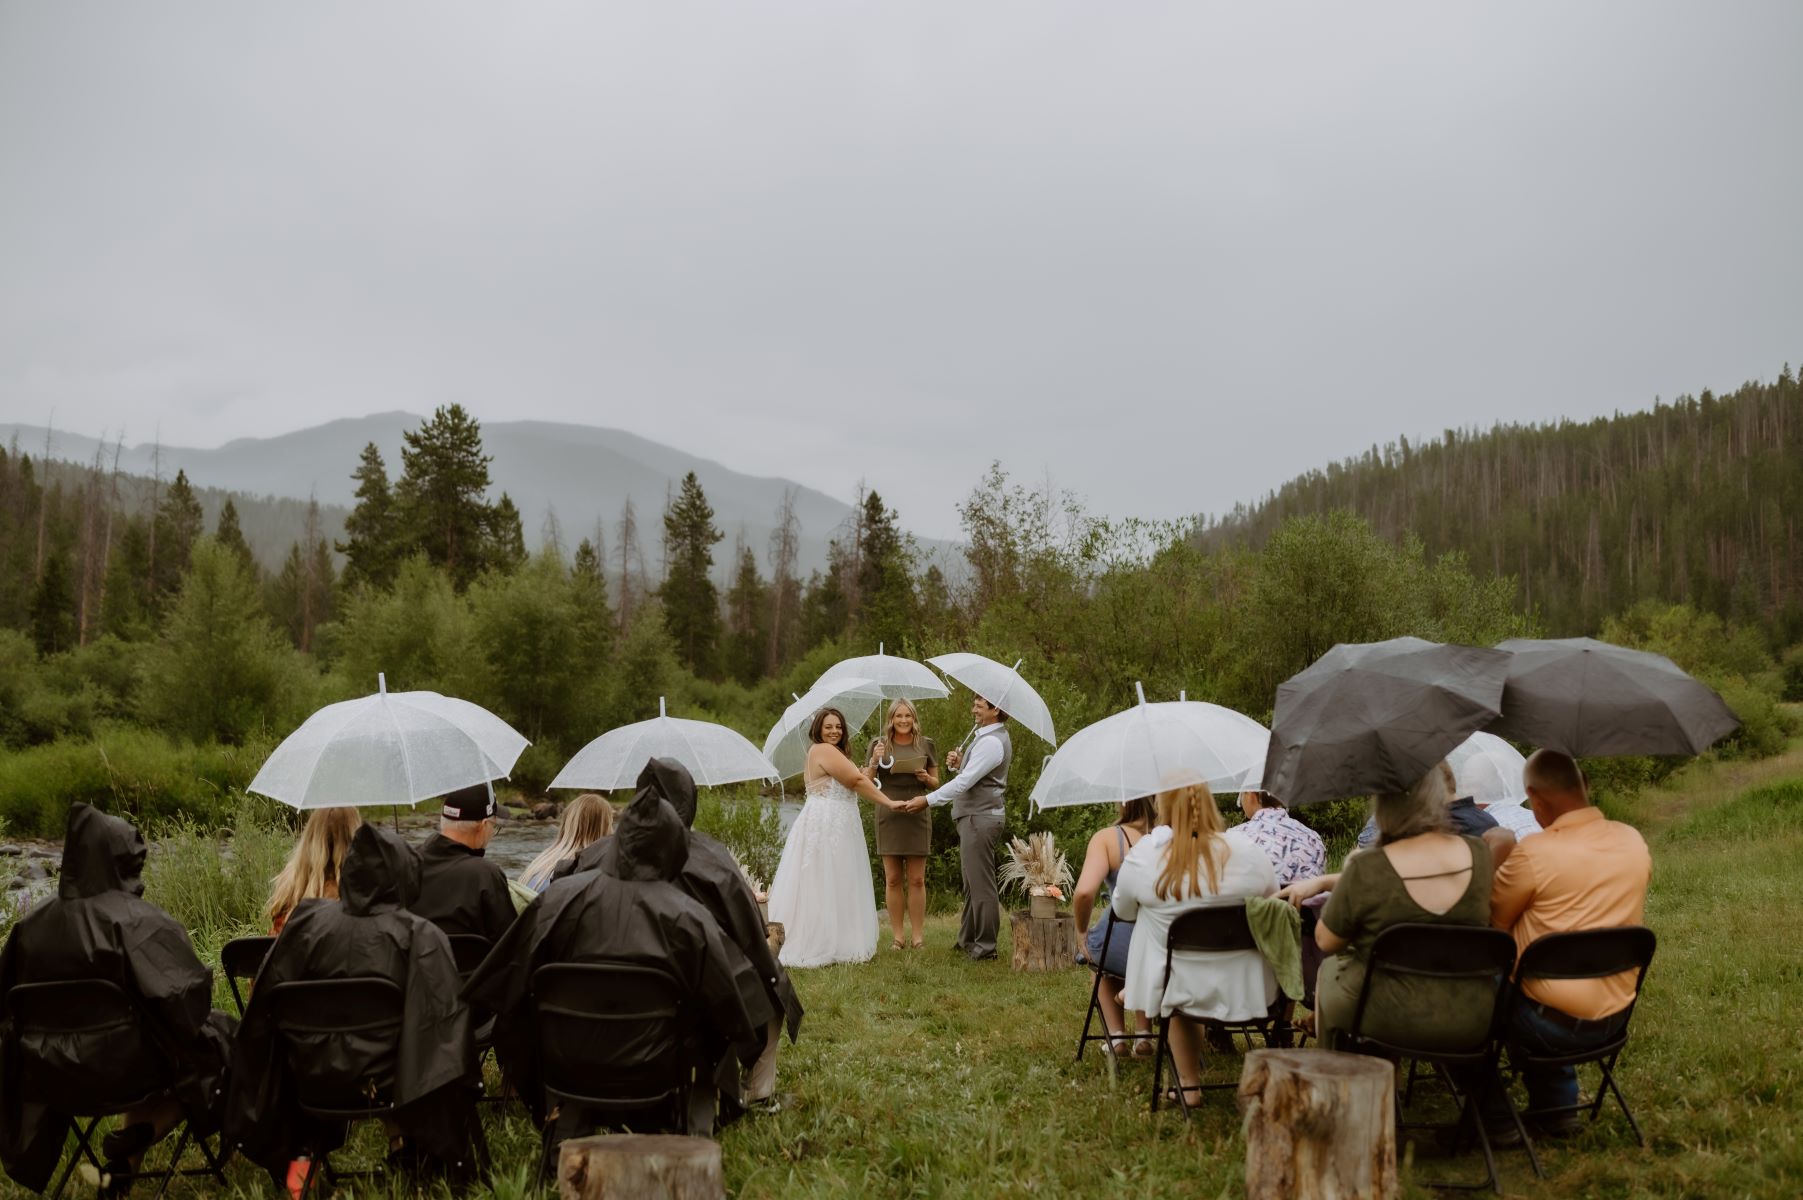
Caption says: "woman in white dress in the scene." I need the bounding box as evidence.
[1113,781,1278,1103]
[767,707,904,967]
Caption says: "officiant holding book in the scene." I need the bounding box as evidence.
[864,699,938,951]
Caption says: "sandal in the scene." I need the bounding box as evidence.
[1132,1037,1157,1059]
[890,938,905,951]
[911,939,925,950]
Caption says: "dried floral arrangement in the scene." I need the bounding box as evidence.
[997,831,1073,902]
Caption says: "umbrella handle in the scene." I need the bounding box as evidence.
[878,755,895,770]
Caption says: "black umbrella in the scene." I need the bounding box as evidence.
[1261,637,1511,808]
[1484,637,1740,756]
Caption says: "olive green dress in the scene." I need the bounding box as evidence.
[1315,836,1495,1053]
[872,735,936,858]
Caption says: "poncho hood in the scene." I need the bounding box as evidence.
[638,756,699,828]
[58,802,147,900]
[339,823,420,915]
[609,792,689,882]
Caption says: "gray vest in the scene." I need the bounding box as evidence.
[953,725,1012,820]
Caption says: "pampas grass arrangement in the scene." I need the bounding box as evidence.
[998,830,1073,901]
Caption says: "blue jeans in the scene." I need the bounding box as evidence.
[1481,1001,1631,1124]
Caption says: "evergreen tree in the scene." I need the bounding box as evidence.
[722,542,770,686]
[271,534,337,651]
[658,471,723,675]
[100,518,153,639]
[602,601,680,728]
[214,498,258,575]
[152,469,204,597]
[468,551,586,744]
[395,405,495,589]
[488,492,528,573]
[855,489,914,649]
[570,536,615,667]
[799,541,852,651]
[337,442,398,590]
[29,549,74,655]
[139,537,296,743]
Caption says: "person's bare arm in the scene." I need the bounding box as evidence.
[1482,826,1517,872]
[1070,828,1111,951]
[817,745,900,810]
[1276,872,1339,908]
[1315,916,1349,954]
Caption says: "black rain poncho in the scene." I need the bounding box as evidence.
[223,824,482,1185]
[411,832,518,946]
[463,791,766,1125]
[562,758,803,1044]
[0,804,236,1194]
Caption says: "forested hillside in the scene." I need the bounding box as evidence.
[1203,364,1803,646]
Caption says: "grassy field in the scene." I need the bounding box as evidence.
[4,734,1801,1199]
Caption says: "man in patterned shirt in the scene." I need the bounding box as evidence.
[1233,790,1326,887]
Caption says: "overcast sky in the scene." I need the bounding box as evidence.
[2,3,1799,540]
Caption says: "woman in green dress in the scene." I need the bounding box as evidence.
[864,699,938,950]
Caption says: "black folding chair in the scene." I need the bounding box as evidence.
[530,961,700,1188]
[1508,926,1656,1145]
[6,979,230,1200]
[1074,912,1133,1065]
[1148,901,1296,1117]
[445,934,504,1102]
[265,976,406,1198]
[219,935,276,1017]
[1337,923,1536,1194]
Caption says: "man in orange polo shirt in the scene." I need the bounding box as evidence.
[1486,749,1651,1135]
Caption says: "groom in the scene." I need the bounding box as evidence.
[924,693,1012,961]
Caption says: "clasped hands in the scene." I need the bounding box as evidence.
[888,796,929,813]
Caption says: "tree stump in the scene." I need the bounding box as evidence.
[558,1134,723,1200]
[1008,909,1078,972]
[765,920,785,955]
[1237,1049,1396,1200]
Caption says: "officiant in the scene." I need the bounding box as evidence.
[864,699,938,951]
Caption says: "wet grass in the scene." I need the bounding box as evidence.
[4,737,1801,1197]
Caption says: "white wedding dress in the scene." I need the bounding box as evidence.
[766,774,878,967]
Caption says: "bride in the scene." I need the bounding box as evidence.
[767,706,907,967]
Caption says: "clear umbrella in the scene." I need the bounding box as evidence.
[1030,684,1268,811]
[816,643,950,701]
[763,676,888,780]
[926,652,1057,748]
[552,697,779,791]
[1445,731,1527,807]
[248,674,529,810]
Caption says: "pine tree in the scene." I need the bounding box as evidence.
[722,541,770,686]
[658,471,723,675]
[855,489,914,650]
[488,493,528,573]
[153,469,204,598]
[338,442,398,590]
[767,488,800,674]
[570,536,615,667]
[29,549,74,655]
[395,405,495,589]
[215,498,258,575]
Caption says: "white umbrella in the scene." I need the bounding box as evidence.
[763,676,888,780]
[552,697,779,790]
[248,674,529,810]
[815,643,950,701]
[1445,732,1528,807]
[926,652,1057,748]
[1030,684,1268,811]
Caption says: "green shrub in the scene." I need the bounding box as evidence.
[143,808,296,944]
[694,784,785,888]
[0,726,275,836]
[1780,644,1803,703]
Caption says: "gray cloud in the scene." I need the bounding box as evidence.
[2,1,1799,539]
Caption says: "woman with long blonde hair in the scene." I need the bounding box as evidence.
[520,794,616,893]
[265,807,363,934]
[1112,782,1278,1104]
[863,697,938,949]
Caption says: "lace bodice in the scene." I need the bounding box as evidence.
[803,775,860,804]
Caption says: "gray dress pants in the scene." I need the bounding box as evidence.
[955,812,1006,958]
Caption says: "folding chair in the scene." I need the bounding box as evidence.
[1073,912,1132,1065]
[7,979,230,1200]
[1508,926,1656,1145]
[445,934,504,1102]
[1336,923,1536,1194]
[265,976,406,1198]
[530,961,700,1188]
[219,935,276,1017]
[1148,901,1296,1117]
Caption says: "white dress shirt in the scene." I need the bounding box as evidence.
[923,723,1006,809]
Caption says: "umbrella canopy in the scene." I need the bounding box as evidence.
[1031,684,1267,810]
[248,674,529,810]
[552,698,779,791]
[815,643,950,702]
[1260,637,1511,808]
[1445,732,1528,807]
[1485,637,1740,756]
[927,653,1057,747]
[763,676,888,780]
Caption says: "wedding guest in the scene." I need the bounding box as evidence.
[1302,764,1500,1052]
[411,782,517,947]
[1234,790,1327,887]
[1355,762,1497,849]
[1113,783,1278,1104]
[265,806,362,934]
[519,794,615,894]
[864,699,938,950]
[0,805,237,1197]
[1071,798,1154,1057]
